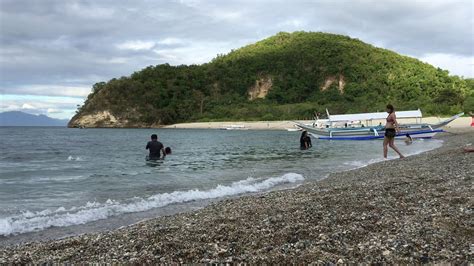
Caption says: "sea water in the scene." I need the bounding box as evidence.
[0,127,442,244]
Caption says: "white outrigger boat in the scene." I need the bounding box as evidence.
[220,124,249,130]
[295,109,463,140]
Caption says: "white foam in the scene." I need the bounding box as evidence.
[0,173,304,236]
[343,158,384,169]
[67,156,83,161]
[343,139,443,170]
[35,175,86,182]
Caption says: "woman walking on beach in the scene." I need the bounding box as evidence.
[383,104,404,159]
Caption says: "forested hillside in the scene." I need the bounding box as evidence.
[69,31,472,127]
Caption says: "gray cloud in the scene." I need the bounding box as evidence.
[0,0,473,118]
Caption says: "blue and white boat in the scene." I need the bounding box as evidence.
[295,110,463,140]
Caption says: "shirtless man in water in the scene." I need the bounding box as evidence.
[383,104,405,159]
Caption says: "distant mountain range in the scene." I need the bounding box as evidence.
[0,111,68,126]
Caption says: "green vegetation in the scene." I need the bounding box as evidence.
[70,31,472,127]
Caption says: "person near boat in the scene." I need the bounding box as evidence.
[404,133,413,145]
[146,134,166,160]
[383,104,405,159]
[300,130,312,150]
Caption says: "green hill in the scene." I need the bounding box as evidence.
[69,31,472,127]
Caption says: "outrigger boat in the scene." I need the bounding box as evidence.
[220,124,249,130]
[295,109,463,140]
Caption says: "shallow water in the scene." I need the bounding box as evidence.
[0,127,442,243]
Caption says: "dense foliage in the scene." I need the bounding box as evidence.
[71,32,472,126]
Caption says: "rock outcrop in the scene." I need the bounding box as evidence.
[248,76,273,100]
[68,111,129,128]
[321,75,345,94]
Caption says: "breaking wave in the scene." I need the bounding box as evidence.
[0,173,304,236]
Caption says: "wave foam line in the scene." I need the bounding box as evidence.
[67,156,83,161]
[0,173,304,236]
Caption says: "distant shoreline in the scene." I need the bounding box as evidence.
[163,116,472,130]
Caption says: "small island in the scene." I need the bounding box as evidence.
[69,32,473,128]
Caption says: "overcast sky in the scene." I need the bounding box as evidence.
[1,0,473,119]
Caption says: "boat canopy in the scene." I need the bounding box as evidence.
[327,109,422,122]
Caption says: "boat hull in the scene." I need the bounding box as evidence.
[313,129,442,140]
[299,124,443,140]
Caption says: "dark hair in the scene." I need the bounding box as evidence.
[386,104,394,113]
[151,134,158,140]
[300,130,307,139]
[165,147,172,154]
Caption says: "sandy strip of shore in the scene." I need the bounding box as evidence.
[163,116,472,130]
[1,129,473,263]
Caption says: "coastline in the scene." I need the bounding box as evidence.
[1,128,472,263]
[162,116,472,130]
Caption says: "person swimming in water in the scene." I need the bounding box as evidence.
[146,134,166,160]
[300,130,312,150]
[383,104,404,159]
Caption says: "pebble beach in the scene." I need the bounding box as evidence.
[1,129,472,263]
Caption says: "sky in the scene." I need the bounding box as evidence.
[0,0,473,119]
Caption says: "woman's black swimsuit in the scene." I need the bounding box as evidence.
[385,128,396,138]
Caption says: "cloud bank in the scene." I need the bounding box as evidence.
[0,0,472,118]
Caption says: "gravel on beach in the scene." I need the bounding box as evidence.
[1,129,473,263]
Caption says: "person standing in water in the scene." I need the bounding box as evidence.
[146,134,166,160]
[383,104,404,159]
[300,130,312,150]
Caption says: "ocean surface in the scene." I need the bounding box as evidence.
[0,127,443,245]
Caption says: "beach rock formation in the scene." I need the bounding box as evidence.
[69,111,121,128]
